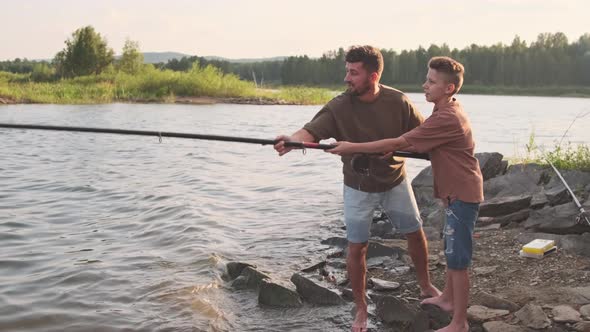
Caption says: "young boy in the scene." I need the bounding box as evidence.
[327,56,483,332]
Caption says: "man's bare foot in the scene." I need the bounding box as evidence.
[435,321,468,332]
[420,284,442,298]
[421,295,453,313]
[352,308,368,332]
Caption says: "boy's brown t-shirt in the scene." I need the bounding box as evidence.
[303,85,423,192]
[402,99,484,203]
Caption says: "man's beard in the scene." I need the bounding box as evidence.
[346,80,371,96]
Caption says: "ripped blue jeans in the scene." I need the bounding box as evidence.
[444,199,480,270]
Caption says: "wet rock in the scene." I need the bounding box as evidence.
[370,220,394,238]
[232,266,270,289]
[226,261,256,280]
[420,303,452,329]
[372,294,417,324]
[552,305,581,323]
[467,305,510,322]
[290,273,345,305]
[258,280,302,308]
[369,277,400,291]
[475,291,520,312]
[515,303,551,329]
[479,194,532,218]
[482,321,526,332]
[366,242,406,260]
[321,237,348,248]
[580,304,590,320]
[476,152,505,180]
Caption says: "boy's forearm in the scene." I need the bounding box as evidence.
[358,138,407,153]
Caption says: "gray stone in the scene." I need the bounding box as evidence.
[226,261,255,280]
[573,321,590,332]
[566,286,590,305]
[321,237,348,248]
[467,305,510,322]
[370,220,394,238]
[258,280,302,308]
[425,208,446,229]
[237,266,271,289]
[561,233,590,257]
[524,203,589,234]
[473,266,498,276]
[369,277,400,291]
[546,185,572,206]
[515,303,551,329]
[366,242,406,260]
[552,305,581,323]
[580,304,590,320]
[290,273,345,305]
[373,295,417,324]
[484,164,547,199]
[477,209,530,226]
[476,152,505,180]
[531,191,549,209]
[420,303,452,330]
[482,321,526,332]
[412,166,435,209]
[476,291,520,312]
[479,194,532,218]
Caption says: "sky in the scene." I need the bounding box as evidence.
[1,0,588,61]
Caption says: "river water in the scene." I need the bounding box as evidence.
[0,94,588,331]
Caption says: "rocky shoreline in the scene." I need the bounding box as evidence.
[223,152,590,331]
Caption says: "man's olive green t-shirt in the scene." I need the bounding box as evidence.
[303,85,424,192]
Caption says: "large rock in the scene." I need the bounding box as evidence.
[231,266,270,289]
[477,209,530,227]
[372,294,417,324]
[482,321,526,332]
[573,321,590,332]
[412,166,435,209]
[552,305,582,323]
[523,203,590,234]
[484,164,547,199]
[479,194,532,217]
[366,242,406,260]
[580,304,590,320]
[476,152,506,180]
[258,280,302,307]
[226,262,256,280]
[475,291,520,312]
[560,233,590,257]
[467,305,510,322]
[290,273,345,305]
[515,303,551,329]
[565,286,590,305]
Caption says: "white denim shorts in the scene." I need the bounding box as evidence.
[343,179,422,243]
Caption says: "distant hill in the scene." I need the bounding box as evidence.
[141,52,286,64]
[142,52,191,64]
[32,52,288,64]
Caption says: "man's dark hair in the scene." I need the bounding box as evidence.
[345,45,384,76]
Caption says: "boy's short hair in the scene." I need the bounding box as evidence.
[345,45,384,77]
[428,56,464,95]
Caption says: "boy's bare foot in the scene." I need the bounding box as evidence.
[420,284,442,298]
[435,321,468,332]
[421,295,453,313]
[352,309,368,332]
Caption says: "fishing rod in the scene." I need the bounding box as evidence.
[546,160,590,227]
[0,123,430,160]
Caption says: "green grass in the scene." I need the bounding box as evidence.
[511,132,590,171]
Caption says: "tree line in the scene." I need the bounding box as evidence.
[2,28,589,87]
